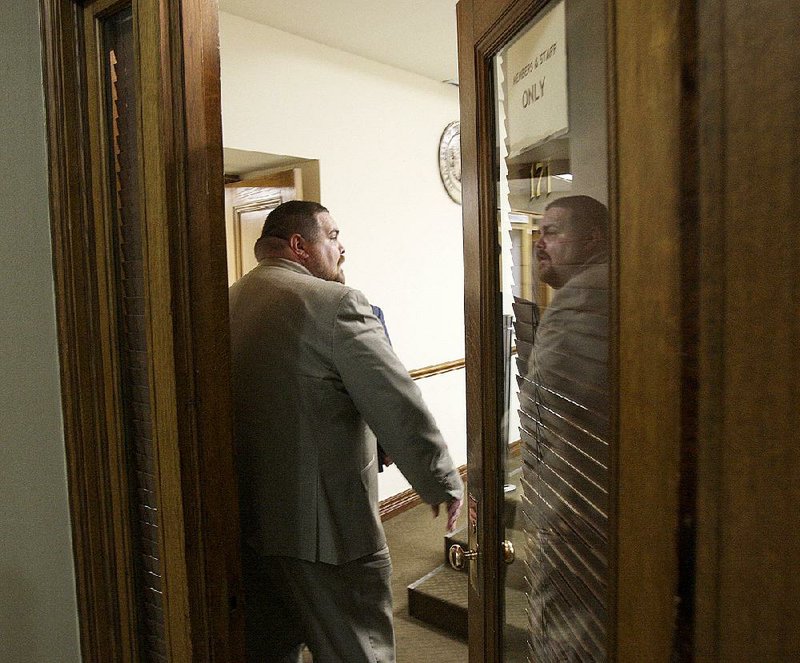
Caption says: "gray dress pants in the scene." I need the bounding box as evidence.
[243,545,395,663]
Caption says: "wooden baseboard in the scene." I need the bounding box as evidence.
[380,464,469,521]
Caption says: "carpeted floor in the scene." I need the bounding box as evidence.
[383,497,469,662]
[385,466,529,663]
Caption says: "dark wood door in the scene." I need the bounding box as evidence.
[458,0,800,662]
[40,0,244,660]
[458,1,616,660]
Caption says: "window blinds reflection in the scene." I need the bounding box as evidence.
[493,0,611,658]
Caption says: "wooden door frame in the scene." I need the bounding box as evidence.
[458,0,694,660]
[39,0,244,660]
[613,2,693,659]
[456,1,501,657]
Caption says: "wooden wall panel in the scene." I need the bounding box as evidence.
[696,1,800,660]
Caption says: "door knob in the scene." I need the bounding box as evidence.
[448,541,514,570]
[448,543,478,570]
[502,539,515,564]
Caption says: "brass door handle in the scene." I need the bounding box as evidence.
[448,541,514,569]
[448,543,478,570]
[502,539,515,564]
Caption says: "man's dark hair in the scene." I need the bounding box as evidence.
[254,200,328,260]
[545,195,609,238]
[259,200,328,241]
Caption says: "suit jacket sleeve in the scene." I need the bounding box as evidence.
[332,289,463,505]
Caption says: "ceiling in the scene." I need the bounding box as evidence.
[217,0,460,83]
[222,147,308,178]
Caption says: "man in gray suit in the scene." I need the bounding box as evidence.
[229,200,464,663]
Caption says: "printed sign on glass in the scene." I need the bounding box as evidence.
[505,0,568,156]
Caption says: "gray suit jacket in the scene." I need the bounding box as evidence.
[229,258,463,564]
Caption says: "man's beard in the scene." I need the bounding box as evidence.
[307,255,345,283]
[536,255,559,288]
[331,266,345,284]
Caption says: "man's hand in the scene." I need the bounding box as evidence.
[377,444,393,469]
[431,497,464,533]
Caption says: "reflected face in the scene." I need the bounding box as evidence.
[304,212,346,283]
[535,206,596,289]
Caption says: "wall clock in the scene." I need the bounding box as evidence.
[438,121,462,204]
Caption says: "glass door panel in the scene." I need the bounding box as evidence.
[491,1,610,659]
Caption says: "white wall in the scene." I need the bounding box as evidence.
[0,3,82,662]
[219,14,467,499]
[380,369,467,497]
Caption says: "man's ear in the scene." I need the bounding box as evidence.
[288,233,308,259]
[586,227,608,260]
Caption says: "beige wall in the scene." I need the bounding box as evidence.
[0,3,82,662]
[219,13,468,498]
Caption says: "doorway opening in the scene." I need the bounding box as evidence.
[217,4,470,658]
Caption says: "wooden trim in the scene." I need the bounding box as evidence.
[83,4,142,660]
[408,357,465,381]
[379,443,518,525]
[160,0,245,658]
[606,0,620,659]
[606,2,620,661]
[380,465,470,521]
[40,1,136,660]
[456,1,488,657]
[460,2,551,660]
[379,486,424,521]
[231,196,281,279]
[613,2,686,661]
[137,2,196,656]
[407,349,517,382]
[225,171,294,189]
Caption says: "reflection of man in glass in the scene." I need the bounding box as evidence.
[521,195,609,661]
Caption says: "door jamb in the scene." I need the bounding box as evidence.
[39,0,244,660]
